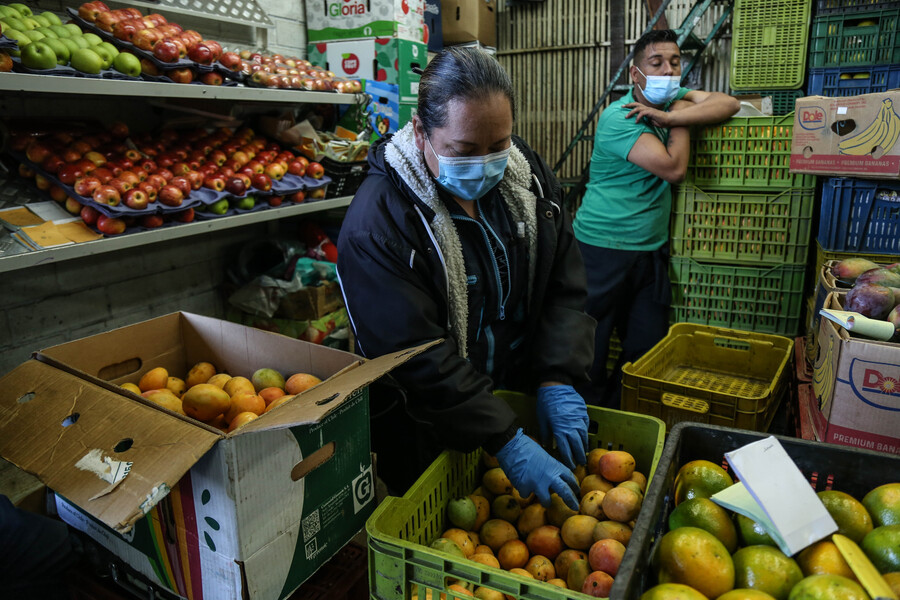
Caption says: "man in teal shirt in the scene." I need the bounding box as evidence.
[574,29,739,407]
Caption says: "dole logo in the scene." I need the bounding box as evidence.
[329,0,366,16]
[341,53,359,75]
[799,106,826,131]
[849,358,900,410]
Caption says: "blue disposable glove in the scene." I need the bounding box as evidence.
[536,384,589,470]
[495,428,581,510]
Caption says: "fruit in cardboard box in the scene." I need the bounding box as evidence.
[182,383,231,421]
[846,283,894,319]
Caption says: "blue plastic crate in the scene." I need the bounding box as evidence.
[818,177,900,255]
[808,64,900,96]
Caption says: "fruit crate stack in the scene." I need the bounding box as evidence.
[808,1,900,96]
[670,114,817,337]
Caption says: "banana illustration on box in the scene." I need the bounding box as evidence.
[838,98,900,156]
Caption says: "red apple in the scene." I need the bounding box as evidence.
[64,197,83,215]
[158,184,184,207]
[171,162,191,176]
[173,207,194,223]
[153,39,180,63]
[267,195,283,207]
[25,142,52,164]
[287,190,305,203]
[145,173,167,190]
[246,160,265,174]
[109,121,130,139]
[306,161,325,179]
[140,214,165,228]
[78,2,105,22]
[198,163,218,177]
[287,159,307,177]
[168,67,194,84]
[224,176,246,196]
[207,149,227,166]
[188,42,213,64]
[49,185,69,203]
[124,188,149,210]
[109,178,133,195]
[34,174,51,191]
[203,175,225,192]
[264,162,285,181]
[308,187,326,199]
[138,181,158,203]
[93,185,121,206]
[91,167,114,184]
[156,168,174,182]
[83,151,107,166]
[219,52,243,71]
[186,171,204,190]
[138,159,157,173]
[80,204,101,226]
[251,172,272,191]
[57,163,85,185]
[74,176,102,197]
[170,176,191,195]
[119,170,141,187]
[97,215,126,235]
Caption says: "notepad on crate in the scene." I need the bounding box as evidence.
[712,436,838,556]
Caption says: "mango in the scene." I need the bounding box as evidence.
[447,496,478,531]
[832,258,880,283]
[182,383,231,421]
[846,283,894,319]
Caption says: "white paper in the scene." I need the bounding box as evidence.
[820,308,896,341]
[713,437,837,556]
[27,201,73,223]
[837,106,848,115]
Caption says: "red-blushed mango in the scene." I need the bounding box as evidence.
[599,450,636,482]
[285,372,322,395]
[139,366,168,392]
[497,539,529,570]
[480,519,518,553]
[555,549,588,580]
[582,570,615,597]
[589,538,626,576]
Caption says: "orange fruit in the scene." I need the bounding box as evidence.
[719,590,778,600]
[862,483,900,527]
[640,583,709,600]
[818,491,873,544]
[264,394,293,413]
[223,375,255,398]
[185,361,216,388]
[139,366,169,392]
[669,497,739,553]
[883,572,900,596]
[182,383,231,421]
[205,414,228,431]
[732,545,803,600]
[121,382,141,395]
[259,386,286,406]
[797,541,856,580]
[497,539,529,570]
[787,574,867,600]
[861,524,900,574]
[674,460,734,505]
[655,526,735,599]
[225,392,265,423]
[285,372,322,395]
[227,411,258,432]
[737,514,778,548]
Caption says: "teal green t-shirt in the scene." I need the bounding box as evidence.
[574,87,691,251]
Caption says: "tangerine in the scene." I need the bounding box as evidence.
[732,545,803,600]
[669,497,738,553]
[674,460,733,505]
[787,574,867,600]
[863,483,900,527]
[640,583,709,600]
[796,540,856,580]
[818,490,873,544]
[861,524,900,574]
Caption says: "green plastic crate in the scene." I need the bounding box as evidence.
[731,0,812,90]
[686,115,817,191]
[809,9,900,68]
[366,392,665,600]
[670,185,815,266]
[732,90,805,115]
[669,257,806,336]
[621,323,793,433]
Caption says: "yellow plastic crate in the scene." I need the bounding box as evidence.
[621,323,794,432]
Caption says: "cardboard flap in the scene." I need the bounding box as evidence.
[235,339,441,434]
[0,360,220,533]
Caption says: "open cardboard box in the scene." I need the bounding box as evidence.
[0,312,432,600]
[812,293,900,455]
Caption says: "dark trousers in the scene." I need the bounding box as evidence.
[576,242,671,409]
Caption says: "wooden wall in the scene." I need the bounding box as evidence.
[496,0,733,182]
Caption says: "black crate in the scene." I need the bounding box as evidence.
[611,422,900,600]
[322,157,369,199]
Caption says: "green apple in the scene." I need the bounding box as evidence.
[50,24,69,38]
[70,47,103,74]
[0,6,16,18]
[23,28,44,42]
[23,17,41,30]
[0,21,8,33]
[40,11,62,26]
[3,17,29,31]
[31,14,50,27]
[41,37,68,65]
[20,40,57,70]
[81,32,103,47]
[58,37,80,56]
[209,199,230,215]
[9,3,34,17]
[236,196,256,210]
[112,51,141,77]
[4,28,29,55]
[91,43,113,69]
[36,27,58,38]
[98,41,118,59]
[70,35,89,49]
[63,23,82,37]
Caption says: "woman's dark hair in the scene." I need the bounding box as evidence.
[417,47,517,135]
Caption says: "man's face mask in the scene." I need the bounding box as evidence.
[426,137,510,201]
[635,66,680,105]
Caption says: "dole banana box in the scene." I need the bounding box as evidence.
[304,0,425,42]
[812,293,900,455]
[0,312,432,600]
[790,91,900,179]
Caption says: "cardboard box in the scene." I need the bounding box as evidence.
[790,91,900,179]
[441,0,496,47]
[308,38,426,103]
[424,0,443,52]
[304,0,425,42]
[811,293,900,455]
[0,313,430,599]
[275,281,344,320]
[365,80,418,140]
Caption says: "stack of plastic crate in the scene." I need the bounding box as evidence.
[807,0,900,97]
[668,115,818,337]
[730,0,812,114]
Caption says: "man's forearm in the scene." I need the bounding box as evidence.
[668,92,741,127]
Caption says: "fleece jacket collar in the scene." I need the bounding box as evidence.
[384,122,538,358]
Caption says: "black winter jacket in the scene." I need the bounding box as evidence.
[337,123,595,454]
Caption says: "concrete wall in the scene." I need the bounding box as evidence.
[0,225,266,377]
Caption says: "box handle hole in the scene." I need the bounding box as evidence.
[316,392,340,406]
[291,441,335,481]
[62,413,80,427]
[98,357,142,382]
[114,438,133,453]
[17,392,35,404]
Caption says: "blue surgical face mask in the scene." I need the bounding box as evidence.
[426,137,510,201]
[635,66,680,105]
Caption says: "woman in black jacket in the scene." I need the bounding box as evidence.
[337,47,596,507]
